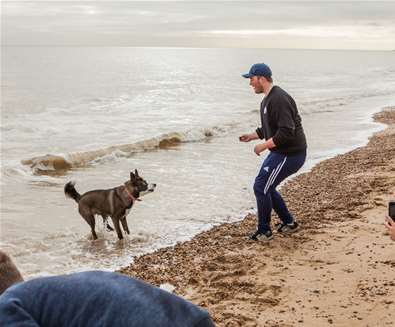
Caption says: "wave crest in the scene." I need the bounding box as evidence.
[21,129,215,175]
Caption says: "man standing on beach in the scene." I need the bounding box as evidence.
[240,63,307,241]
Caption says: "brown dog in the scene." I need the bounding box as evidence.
[64,170,156,240]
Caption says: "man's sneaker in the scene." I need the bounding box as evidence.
[249,230,273,241]
[277,221,299,234]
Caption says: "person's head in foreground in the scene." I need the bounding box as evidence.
[385,215,395,241]
[242,63,273,95]
[0,251,24,295]
[0,250,215,327]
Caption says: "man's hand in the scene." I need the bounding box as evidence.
[385,216,395,241]
[239,132,259,142]
[239,134,251,142]
[254,143,267,156]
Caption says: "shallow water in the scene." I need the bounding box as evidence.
[1,47,394,278]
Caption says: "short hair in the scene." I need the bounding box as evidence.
[264,76,273,83]
[257,76,273,83]
[0,251,24,295]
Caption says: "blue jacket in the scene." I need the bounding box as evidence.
[0,271,214,327]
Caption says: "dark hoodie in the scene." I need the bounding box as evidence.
[256,85,307,155]
[0,271,214,327]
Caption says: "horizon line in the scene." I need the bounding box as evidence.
[2,45,394,52]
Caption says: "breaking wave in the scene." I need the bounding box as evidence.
[21,127,226,175]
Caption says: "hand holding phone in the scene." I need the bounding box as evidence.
[389,201,395,219]
[384,202,395,241]
[385,215,395,241]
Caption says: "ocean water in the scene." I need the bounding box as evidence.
[1,47,394,278]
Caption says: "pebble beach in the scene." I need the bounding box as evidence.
[120,108,395,326]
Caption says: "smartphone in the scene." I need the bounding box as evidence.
[389,201,395,219]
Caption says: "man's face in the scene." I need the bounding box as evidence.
[249,76,264,94]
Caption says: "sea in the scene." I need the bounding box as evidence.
[1,47,394,278]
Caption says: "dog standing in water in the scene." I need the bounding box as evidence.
[65,170,156,240]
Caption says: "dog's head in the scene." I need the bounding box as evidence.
[126,169,156,198]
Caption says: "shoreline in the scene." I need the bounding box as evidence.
[124,107,395,326]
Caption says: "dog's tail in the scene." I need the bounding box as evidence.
[64,181,81,203]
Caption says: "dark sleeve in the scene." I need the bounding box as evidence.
[194,316,216,327]
[0,296,40,327]
[271,96,296,146]
[255,127,265,140]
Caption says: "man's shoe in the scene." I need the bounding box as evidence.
[277,221,299,234]
[249,230,273,241]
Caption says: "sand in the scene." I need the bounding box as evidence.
[120,108,395,327]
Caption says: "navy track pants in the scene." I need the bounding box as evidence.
[253,149,306,233]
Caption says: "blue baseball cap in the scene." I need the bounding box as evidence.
[242,63,272,78]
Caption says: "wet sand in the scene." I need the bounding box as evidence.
[120,108,395,326]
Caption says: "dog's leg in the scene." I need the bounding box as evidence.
[106,223,114,232]
[102,215,114,232]
[120,216,130,235]
[111,215,124,240]
[81,212,98,240]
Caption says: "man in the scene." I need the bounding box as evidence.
[240,63,307,241]
[0,251,215,327]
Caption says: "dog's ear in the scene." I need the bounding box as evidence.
[130,171,136,181]
[135,169,139,177]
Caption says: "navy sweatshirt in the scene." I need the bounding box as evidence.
[256,85,307,155]
[0,271,214,327]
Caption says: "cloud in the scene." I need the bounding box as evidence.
[2,1,395,50]
[203,24,395,39]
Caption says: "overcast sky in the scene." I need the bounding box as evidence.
[2,1,395,50]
